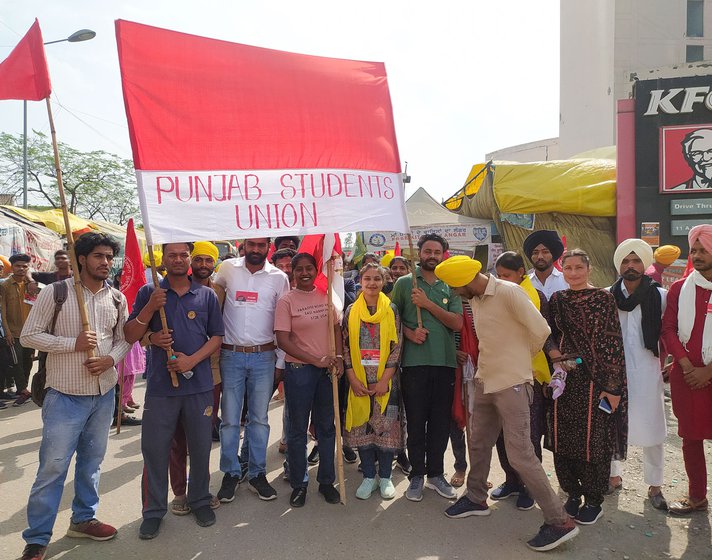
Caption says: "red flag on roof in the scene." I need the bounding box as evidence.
[0,19,52,101]
[119,218,145,312]
[394,241,401,257]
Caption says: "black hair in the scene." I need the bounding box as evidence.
[274,236,300,250]
[389,256,410,269]
[495,251,525,272]
[161,242,195,254]
[74,233,121,272]
[54,249,68,258]
[9,253,31,264]
[291,252,317,269]
[417,233,449,252]
[361,253,379,266]
[222,252,237,261]
[271,248,297,265]
[561,248,590,268]
[359,262,386,280]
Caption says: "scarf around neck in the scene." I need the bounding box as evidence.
[679,270,712,365]
[345,292,399,431]
[611,274,662,357]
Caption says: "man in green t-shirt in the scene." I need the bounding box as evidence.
[391,233,463,502]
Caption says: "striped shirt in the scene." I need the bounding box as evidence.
[20,278,131,396]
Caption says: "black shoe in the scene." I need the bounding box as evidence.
[319,483,341,504]
[575,504,603,525]
[342,446,358,463]
[564,495,582,518]
[490,481,522,500]
[527,521,579,551]
[0,400,7,410]
[516,490,536,511]
[248,473,277,501]
[193,505,216,527]
[119,414,142,426]
[0,390,17,400]
[395,452,412,475]
[307,445,320,465]
[21,543,47,560]
[138,517,161,540]
[290,487,307,507]
[217,473,240,503]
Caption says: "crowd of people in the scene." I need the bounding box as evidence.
[3,225,712,560]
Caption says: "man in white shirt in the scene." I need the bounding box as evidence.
[608,239,668,510]
[214,238,290,503]
[523,230,569,301]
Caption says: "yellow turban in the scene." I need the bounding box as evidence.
[434,256,482,287]
[0,255,10,271]
[191,241,219,262]
[381,251,395,268]
[653,245,680,266]
[142,250,162,268]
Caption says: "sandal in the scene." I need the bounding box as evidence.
[450,471,466,488]
[668,496,709,515]
[171,496,191,516]
[210,495,221,510]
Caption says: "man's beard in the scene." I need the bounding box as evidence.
[533,259,552,272]
[193,268,212,280]
[621,270,642,281]
[693,259,712,272]
[245,252,267,266]
[420,258,440,271]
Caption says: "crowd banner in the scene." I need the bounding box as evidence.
[362,224,492,252]
[115,20,409,244]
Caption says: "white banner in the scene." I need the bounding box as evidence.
[363,223,491,252]
[137,169,409,244]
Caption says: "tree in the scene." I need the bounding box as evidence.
[0,131,140,225]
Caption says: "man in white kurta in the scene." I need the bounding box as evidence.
[608,239,668,510]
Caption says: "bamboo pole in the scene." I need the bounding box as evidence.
[406,234,423,328]
[327,257,346,504]
[116,359,124,434]
[45,97,94,358]
[147,245,179,388]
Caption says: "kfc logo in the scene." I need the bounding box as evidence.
[660,125,712,193]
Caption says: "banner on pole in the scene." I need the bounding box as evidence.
[115,20,409,244]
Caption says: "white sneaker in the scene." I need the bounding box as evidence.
[380,478,396,500]
[356,478,379,500]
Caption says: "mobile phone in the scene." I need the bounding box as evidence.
[598,396,612,414]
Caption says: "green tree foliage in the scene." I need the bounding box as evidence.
[0,131,139,225]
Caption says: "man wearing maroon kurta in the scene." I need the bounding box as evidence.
[661,225,712,515]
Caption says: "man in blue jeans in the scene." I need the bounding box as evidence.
[214,237,290,503]
[19,233,131,560]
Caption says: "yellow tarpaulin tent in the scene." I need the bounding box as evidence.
[3,206,96,235]
[445,159,616,217]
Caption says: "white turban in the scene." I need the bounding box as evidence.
[613,238,654,272]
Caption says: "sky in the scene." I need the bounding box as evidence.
[0,0,560,206]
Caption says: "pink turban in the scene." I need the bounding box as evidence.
[689,224,712,254]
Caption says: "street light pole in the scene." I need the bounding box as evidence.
[22,28,96,209]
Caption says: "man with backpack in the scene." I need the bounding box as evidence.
[18,233,131,560]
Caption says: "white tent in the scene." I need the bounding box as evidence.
[362,187,494,251]
[0,208,64,271]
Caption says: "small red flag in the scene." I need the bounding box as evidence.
[119,218,145,312]
[683,254,694,279]
[0,19,52,101]
[298,233,344,311]
[394,241,401,256]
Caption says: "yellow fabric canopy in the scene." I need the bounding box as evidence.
[3,206,96,235]
[445,159,616,217]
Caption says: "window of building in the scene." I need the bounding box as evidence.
[687,44,705,62]
[688,0,704,37]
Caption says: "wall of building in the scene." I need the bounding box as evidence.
[485,137,559,162]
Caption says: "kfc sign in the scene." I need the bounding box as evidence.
[644,86,712,116]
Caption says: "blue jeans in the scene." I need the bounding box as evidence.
[219,349,275,479]
[23,388,115,546]
[359,447,394,479]
[284,363,335,489]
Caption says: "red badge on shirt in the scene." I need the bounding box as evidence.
[235,290,258,304]
[360,349,380,366]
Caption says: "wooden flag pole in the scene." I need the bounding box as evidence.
[327,257,346,504]
[116,358,125,434]
[45,97,94,358]
[147,245,179,388]
[406,234,423,328]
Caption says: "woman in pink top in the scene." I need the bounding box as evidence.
[274,253,343,508]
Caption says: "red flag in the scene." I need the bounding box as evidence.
[394,241,401,256]
[683,254,694,278]
[553,235,567,272]
[0,19,52,101]
[298,233,344,311]
[119,218,145,312]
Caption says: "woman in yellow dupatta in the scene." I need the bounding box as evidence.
[343,263,402,500]
[488,251,554,509]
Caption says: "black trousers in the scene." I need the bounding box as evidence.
[554,454,610,507]
[401,366,455,478]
